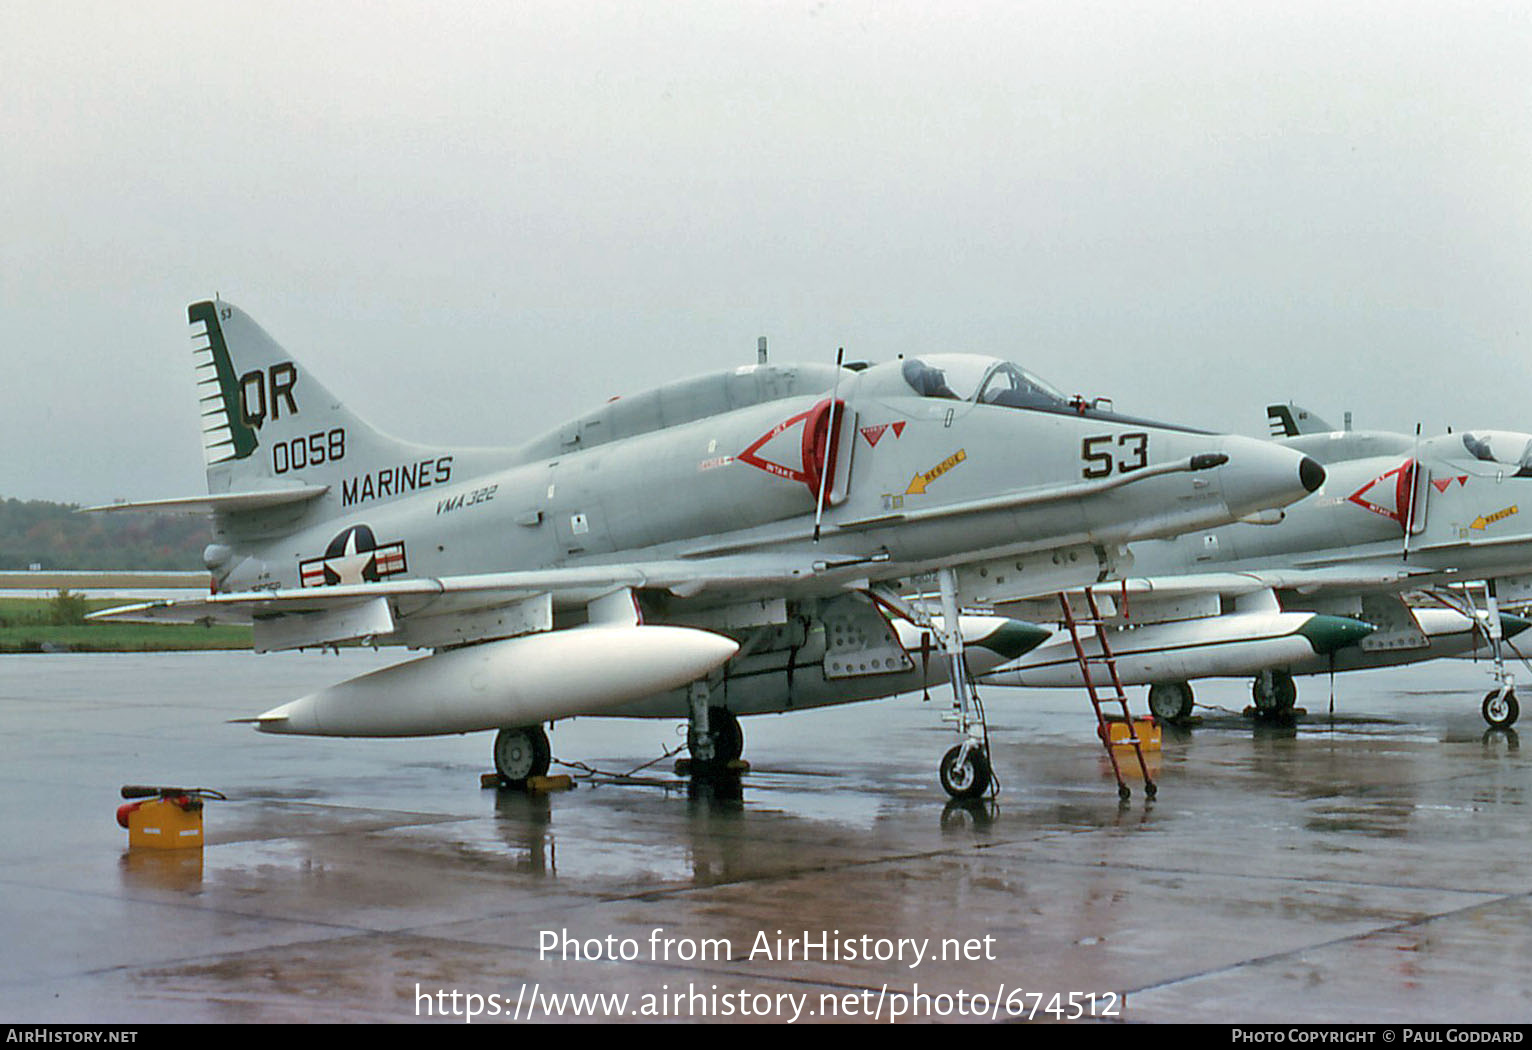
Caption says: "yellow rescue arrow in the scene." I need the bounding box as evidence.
[905,449,966,495]
[1470,505,1518,530]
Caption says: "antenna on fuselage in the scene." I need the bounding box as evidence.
[813,347,845,543]
[758,337,768,365]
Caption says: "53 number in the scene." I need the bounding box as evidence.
[1081,432,1148,478]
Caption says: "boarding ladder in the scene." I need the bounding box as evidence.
[1057,590,1157,800]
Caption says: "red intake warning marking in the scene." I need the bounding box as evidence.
[1347,459,1416,527]
[905,448,966,495]
[1432,475,1469,494]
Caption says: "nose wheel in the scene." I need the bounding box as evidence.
[939,743,992,800]
[1484,689,1520,729]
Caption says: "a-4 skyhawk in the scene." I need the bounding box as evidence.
[91,300,1323,797]
[982,405,1532,730]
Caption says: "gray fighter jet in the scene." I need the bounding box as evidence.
[983,405,1532,729]
[91,300,1322,797]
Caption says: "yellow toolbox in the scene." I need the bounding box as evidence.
[127,797,204,849]
[1101,715,1162,751]
[118,786,225,850]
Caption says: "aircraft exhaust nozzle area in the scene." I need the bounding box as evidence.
[248,625,739,737]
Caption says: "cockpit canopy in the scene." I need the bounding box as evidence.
[894,354,1070,410]
[1459,431,1532,477]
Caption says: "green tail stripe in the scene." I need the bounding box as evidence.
[189,301,258,460]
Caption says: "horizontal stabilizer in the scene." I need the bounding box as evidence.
[82,486,329,515]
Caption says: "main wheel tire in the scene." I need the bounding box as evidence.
[939,745,992,800]
[708,706,744,765]
[1148,681,1195,722]
[687,706,744,774]
[1483,689,1520,729]
[494,725,551,787]
[1252,670,1298,715]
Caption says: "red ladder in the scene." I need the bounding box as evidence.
[1057,590,1157,800]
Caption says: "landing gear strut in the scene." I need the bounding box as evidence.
[1478,583,1520,729]
[692,705,744,766]
[493,725,551,787]
[685,680,744,775]
[934,567,994,801]
[1439,581,1524,728]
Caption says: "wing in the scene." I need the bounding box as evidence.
[87,552,869,652]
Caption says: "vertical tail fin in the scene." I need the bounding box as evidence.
[1266,403,1337,438]
[189,299,458,509]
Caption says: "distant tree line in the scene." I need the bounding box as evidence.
[0,497,210,570]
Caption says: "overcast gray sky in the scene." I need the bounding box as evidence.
[4,1,1529,504]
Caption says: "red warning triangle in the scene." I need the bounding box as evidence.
[737,399,844,496]
[1347,460,1416,528]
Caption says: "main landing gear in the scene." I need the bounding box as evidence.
[1251,669,1298,719]
[1147,681,1195,723]
[683,680,745,776]
[493,725,552,788]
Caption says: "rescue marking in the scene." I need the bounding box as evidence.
[1471,505,1518,531]
[905,449,966,495]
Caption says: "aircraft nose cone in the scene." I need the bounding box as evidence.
[1213,437,1330,522]
[1299,456,1325,493]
